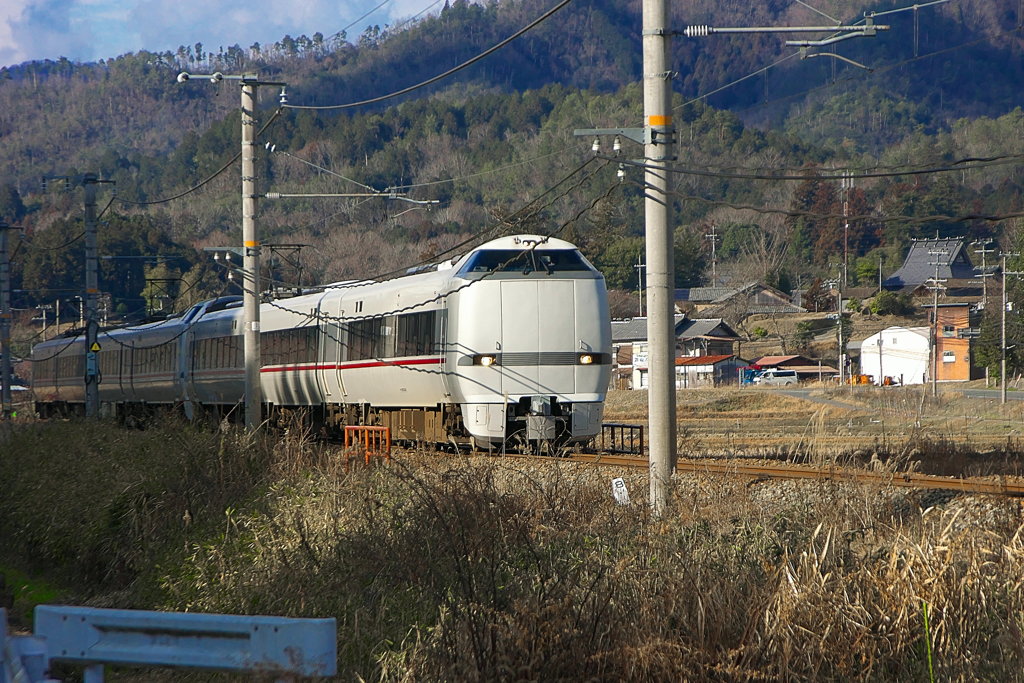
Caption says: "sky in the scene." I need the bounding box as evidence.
[0,0,437,68]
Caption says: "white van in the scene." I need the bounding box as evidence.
[753,368,798,386]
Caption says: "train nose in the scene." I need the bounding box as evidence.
[498,279,576,395]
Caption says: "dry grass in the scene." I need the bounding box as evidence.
[604,387,1024,476]
[3,417,1024,680]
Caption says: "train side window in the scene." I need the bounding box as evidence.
[396,310,437,356]
[349,317,385,361]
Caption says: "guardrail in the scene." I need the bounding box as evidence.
[3,605,336,682]
[599,423,644,455]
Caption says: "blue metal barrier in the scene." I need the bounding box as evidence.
[34,605,336,682]
[1,608,54,683]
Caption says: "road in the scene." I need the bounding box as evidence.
[960,389,1024,401]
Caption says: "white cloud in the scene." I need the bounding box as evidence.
[0,0,404,68]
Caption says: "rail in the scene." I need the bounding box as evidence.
[519,451,1024,498]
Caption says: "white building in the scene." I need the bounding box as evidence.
[859,326,930,386]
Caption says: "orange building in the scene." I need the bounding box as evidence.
[932,303,977,382]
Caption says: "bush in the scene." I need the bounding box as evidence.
[869,290,915,316]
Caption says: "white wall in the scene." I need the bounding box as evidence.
[859,326,930,385]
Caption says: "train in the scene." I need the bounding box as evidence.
[31,235,613,449]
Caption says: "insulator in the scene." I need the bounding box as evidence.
[684,25,712,37]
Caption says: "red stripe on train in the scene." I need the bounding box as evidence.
[260,357,445,373]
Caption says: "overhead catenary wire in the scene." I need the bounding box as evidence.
[283,0,574,111]
[30,158,615,362]
[261,179,622,371]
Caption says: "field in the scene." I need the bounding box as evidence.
[605,384,1024,477]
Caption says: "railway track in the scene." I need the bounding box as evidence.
[506,451,1024,497]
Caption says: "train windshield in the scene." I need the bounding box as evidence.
[458,249,594,276]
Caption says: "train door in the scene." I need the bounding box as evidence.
[179,331,196,419]
[332,300,347,398]
[499,280,576,395]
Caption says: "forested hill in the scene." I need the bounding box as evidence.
[1,0,1021,191]
[0,0,1023,321]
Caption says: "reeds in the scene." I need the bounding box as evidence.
[2,418,1023,680]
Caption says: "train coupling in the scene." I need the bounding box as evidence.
[526,396,557,440]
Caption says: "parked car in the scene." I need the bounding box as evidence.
[753,368,798,386]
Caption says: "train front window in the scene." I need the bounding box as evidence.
[458,249,593,276]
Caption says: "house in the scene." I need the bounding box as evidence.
[675,282,805,324]
[752,354,838,382]
[883,238,977,292]
[611,316,742,389]
[674,354,747,388]
[931,302,980,381]
[859,327,931,385]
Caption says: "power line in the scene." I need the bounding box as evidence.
[610,152,1024,182]
[336,0,394,39]
[115,108,283,207]
[629,179,1024,225]
[283,0,574,111]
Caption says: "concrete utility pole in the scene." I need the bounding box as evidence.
[240,76,262,431]
[177,71,285,430]
[634,254,645,317]
[83,174,101,418]
[41,174,110,418]
[926,249,947,399]
[572,17,888,512]
[705,225,718,287]
[1001,253,1024,404]
[840,172,853,290]
[0,223,17,419]
[642,0,677,513]
[973,239,995,310]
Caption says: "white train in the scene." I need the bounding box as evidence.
[31,235,613,448]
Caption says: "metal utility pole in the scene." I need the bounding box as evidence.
[177,71,285,430]
[0,223,16,419]
[642,0,677,513]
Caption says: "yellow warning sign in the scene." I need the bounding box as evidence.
[90,342,101,352]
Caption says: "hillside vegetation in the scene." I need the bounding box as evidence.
[0,0,1022,361]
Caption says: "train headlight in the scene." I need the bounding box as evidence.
[474,354,497,367]
[578,353,594,365]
